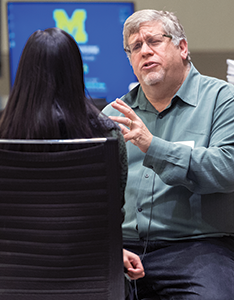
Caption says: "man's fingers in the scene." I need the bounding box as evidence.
[109,116,131,127]
[111,99,137,121]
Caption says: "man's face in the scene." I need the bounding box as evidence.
[128,21,187,87]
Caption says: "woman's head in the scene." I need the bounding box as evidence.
[0,28,107,141]
[14,27,86,115]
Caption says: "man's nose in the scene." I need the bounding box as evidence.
[141,41,154,55]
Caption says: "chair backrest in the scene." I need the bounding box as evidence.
[0,138,124,300]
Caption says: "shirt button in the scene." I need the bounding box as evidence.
[145,174,149,178]
[138,207,143,212]
[158,114,163,119]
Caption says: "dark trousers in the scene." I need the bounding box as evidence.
[124,237,234,300]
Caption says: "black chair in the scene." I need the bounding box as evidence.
[142,297,161,300]
[0,138,124,300]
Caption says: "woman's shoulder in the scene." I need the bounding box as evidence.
[98,112,120,132]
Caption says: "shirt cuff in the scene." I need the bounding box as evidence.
[143,136,170,173]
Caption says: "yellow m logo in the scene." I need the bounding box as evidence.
[53,9,88,44]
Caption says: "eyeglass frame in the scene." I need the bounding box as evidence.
[124,33,173,55]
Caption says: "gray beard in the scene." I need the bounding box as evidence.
[142,69,165,86]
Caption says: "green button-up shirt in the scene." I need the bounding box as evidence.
[103,63,234,241]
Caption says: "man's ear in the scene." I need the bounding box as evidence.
[179,39,188,60]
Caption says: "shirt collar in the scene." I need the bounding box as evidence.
[175,62,199,107]
[126,86,159,113]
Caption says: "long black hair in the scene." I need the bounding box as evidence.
[0,28,112,142]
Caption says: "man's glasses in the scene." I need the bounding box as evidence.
[124,33,172,55]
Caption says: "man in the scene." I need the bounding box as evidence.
[103,9,234,300]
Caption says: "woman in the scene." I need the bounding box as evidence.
[0,27,144,281]
[0,28,118,143]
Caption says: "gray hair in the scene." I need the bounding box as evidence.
[123,9,191,61]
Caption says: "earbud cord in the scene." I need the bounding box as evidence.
[134,173,156,300]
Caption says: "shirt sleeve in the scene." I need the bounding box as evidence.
[109,128,128,203]
[99,108,128,211]
[143,93,234,195]
[107,128,128,224]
